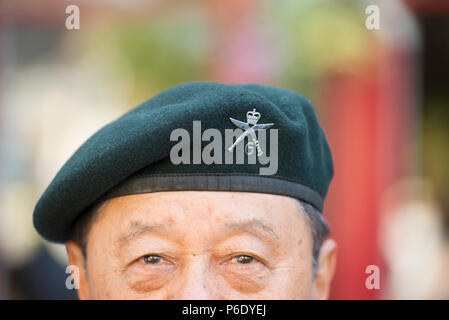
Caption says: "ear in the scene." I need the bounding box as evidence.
[66,240,90,300]
[312,238,337,300]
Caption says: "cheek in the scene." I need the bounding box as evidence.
[218,263,314,299]
[87,264,142,299]
[261,242,315,298]
[85,235,125,298]
[272,263,314,299]
[84,253,114,299]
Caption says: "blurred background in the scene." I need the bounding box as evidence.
[0,0,448,299]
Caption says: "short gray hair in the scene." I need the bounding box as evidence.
[296,200,330,275]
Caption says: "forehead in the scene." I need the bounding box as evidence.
[85,191,314,269]
[98,191,301,225]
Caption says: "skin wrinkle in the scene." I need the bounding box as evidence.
[222,219,280,242]
[117,219,280,251]
[67,191,336,299]
[117,221,174,245]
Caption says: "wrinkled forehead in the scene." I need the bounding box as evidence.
[92,191,305,240]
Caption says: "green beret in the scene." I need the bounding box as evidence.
[33,82,333,243]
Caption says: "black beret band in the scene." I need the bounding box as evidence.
[100,173,325,212]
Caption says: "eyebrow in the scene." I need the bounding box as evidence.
[220,219,280,244]
[115,218,280,247]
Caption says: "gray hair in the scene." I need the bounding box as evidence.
[296,199,330,275]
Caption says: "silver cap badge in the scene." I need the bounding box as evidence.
[228,108,274,156]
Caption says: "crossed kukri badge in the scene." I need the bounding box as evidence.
[228,108,274,156]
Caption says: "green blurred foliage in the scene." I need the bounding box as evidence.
[266,0,376,93]
[79,13,208,106]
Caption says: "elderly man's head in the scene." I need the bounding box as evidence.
[67,191,336,299]
[34,82,336,299]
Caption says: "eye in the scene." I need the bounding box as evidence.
[142,254,163,265]
[232,255,254,264]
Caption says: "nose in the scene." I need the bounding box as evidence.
[172,256,220,300]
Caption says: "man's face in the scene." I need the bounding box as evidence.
[67,191,336,299]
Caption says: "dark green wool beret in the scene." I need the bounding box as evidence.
[33,82,334,243]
